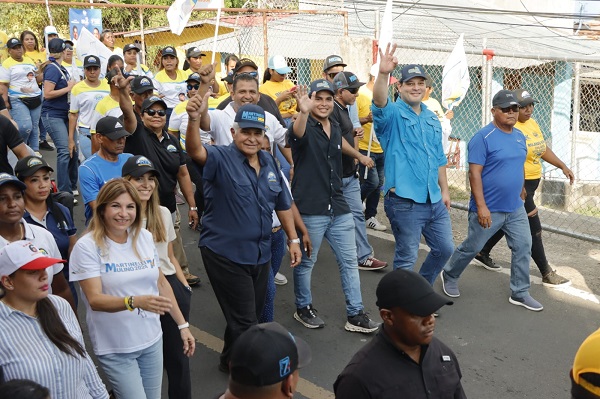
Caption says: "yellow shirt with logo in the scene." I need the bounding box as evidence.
[153,69,188,108]
[90,96,129,134]
[0,56,41,97]
[70,80,110,128]
[25,50,47,64]
[357,88,382,154]
[259,80,297,117]
[516,118,546,180]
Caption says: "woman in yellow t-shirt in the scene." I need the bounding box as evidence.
[476,89,575,287]
[260,55,297,127]
[20,30,46,65]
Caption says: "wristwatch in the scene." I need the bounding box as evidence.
[287,238,301,245]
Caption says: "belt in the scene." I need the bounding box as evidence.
[272,226,282,233]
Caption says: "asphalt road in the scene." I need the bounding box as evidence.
[36,146,600,399]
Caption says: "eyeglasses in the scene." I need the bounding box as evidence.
[187,84,200,90]
[144,109,167,117]
[327,72,338,80]
[497,105,519,113]
[345,87,358,94]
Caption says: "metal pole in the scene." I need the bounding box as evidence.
[139,7,146,65]
[572,62,581,181]
[481,39,488,127]
[484,53,493,125]
[262,11,268,71]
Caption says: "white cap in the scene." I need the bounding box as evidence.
[45,26,58,36]
[268,55,292,75]
[0,241,64,277]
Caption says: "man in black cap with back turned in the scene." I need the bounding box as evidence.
[334,269,466,399]
[217,321,312,399]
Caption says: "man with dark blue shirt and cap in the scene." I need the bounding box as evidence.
[184,90,302,373]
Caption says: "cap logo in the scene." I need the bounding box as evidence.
[521,91,531,98]
[241,111,265,123]
[136,156,152,167]
[193,47,199,52]
[88,57,96,63]
[316,82,329,89]
[506,93,514,98]
[27,158,43,167]
[38,247,49,256]
[0,173,13,180]
[349,74,357,82]
[149,96,161,102]
[408,66,422,74]
[28,243,38,253]
[114,121,123,129]
[329,56,342,63]
[279,356,291,378]
[140,78,151,86]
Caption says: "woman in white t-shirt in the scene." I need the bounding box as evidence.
[69,179,195,399]
[121,155,193,399]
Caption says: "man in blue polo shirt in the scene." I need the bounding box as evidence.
[184,91,302,372]
[372,44,454,286]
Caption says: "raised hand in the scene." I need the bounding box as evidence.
[378,43,398,75]
[112,67,134,91]
[186,88,211,120]
[295,85,313,114]
[198,62,217,85]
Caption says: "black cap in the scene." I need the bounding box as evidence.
[186,46,206,58]
[186,72,201,83]
[14,156,53,180]
[0,173,26,191]
[122,155,159,178]
[48,38,65,54]
[83,55,101,69]
[308,79,335,97]
[221,73,233,84]
[399,64,427,83]
[492,90,519,108]
[513,89,537,107]
[141,96,167,112]
[376,269,453,316]
[123,43,140,53]
[323,54,346,72]
[96,116,131,140]
[161,46,177,57]
[7,38,22,49]
[130,76,155,94]
[233,58,258,75]
[332,71,365,91]
[230,322,312,387]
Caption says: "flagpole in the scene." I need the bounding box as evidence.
[211,6,222,64]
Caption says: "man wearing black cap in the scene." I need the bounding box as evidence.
[322,54,361,132]
[442,89,542,312]
[123,43,154,79]
[79,115,132,224]
[218,322,311,399]
[334,269,466,399]
[185,92,301,372]
[372,44,454,286]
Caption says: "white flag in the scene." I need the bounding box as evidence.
[442,33,471,110]
[167,0,198,36]
[375,0,394,66]
[75,27,113,79]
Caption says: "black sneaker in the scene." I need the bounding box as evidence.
[39,140,55,151]
[345,310,380,333]
[474,252,501,271]
[294,305,325,329]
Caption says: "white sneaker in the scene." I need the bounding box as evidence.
[34,151,43,158]
[274,272,288,285]
[366,217,387,231]
[72,190,80,196]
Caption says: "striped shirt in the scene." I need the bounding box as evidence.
[0,295,109,399]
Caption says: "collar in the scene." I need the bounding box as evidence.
[0,219,34,247]
[0,299,37,319]
[334,99,348,112]
[227,142,267,167]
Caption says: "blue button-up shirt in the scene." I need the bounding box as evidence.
[200,143,292,265]
[372,99,447,203]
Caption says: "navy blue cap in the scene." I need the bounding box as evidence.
[0,173,26,191]
[308,79,335,96]
[187,72,201,83]
[234,104,266,130]
[399,64,427,83]
[48,38,65,54]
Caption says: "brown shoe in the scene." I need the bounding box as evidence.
[358,257,388,271]
[184,272,201,286]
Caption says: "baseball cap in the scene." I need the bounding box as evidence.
[84,55,101,69]
[96,116,131,140]
[571,328,600,398]
[48,38,65,54]
[221,73,234,84]
[141,96,168,112]
[399,64,427,83]
[64,40,74,50]
[186,46,206,58]
[233,58,258,75]
[0,173,26,191]
[14,156,53,180]
[492,90,519,108]
[130,76,155,94]
[323,54,346,72]
[187,72,201,84]
[234,104,266,131]
[122,155,160,178]
[6,38,22,49]
[513,88,537,107]
[162,46,177,57]
[308,79,335,97]
[332,71,365,91]
[44,26,58,36]
[123,43,140,53]
[268,55,291,75]
[376,269,453,316]
[0,240,65,278]
[229,322,312,387]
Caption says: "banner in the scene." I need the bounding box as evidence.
[442,33,470,110]
[75,27,113,78]
[69,9,103,42]
[167,0,224,35]
[375,0,393,67]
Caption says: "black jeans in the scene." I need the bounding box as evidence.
[200,247,270,367]
[480,178,550,275]
[160,274,192,399]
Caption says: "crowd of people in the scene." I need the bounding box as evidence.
[0,25,595,399]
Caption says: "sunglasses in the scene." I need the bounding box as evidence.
[345,87,358,94]
[144,109,166,117]
[187,84,200,90]
[497,105,519,113]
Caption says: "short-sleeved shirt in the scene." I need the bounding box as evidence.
[70,80,110,128]
[334,330,466,399]
[372,99,447,203]
[0,56,41,98]
[24,202,76,261]
[153,69,187,108]
[332,100,357,178]
[199,143,292,265]
[259,79,298,116]
[41,61,71,118]
[288,115,350,216]
[90,96,125,134]
[79,153,134,223]
[141,206,177,276]
[0,115,24,174]
[468,122,527,213]
[516,118,546,180]
[124,119,186,213]
[25,50,46,64]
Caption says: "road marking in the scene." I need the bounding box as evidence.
[189,325,335,399]
[366,230,600,305]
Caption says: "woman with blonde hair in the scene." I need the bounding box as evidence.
[69,178,195,399]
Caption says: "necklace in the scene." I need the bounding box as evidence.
[3,224,25,243]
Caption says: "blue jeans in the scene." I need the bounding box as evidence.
[42,114,78,193]
[78,127,92,160]
[359,150,385,220]
[260,227,286,323]
[443,207,532,298]
[10,97,40,151]
[342,176,372,263]
[384,193,454,285]
[97,338,163,399]
[294,212,364,316]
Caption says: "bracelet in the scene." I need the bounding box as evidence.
[124,296,134,311]
[178,322,190,330]
[190,207,198,211]
[287,238,301,245]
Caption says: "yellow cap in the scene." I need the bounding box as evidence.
[572,328,600,396]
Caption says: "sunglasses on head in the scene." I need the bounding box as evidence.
[345,87,358,94]
[144,109,166,117]
[187,83,200,90]
[234,71,258,79]
[497,105,519,113]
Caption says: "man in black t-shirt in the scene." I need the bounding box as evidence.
[0,114,31,174]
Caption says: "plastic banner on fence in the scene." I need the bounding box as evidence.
[69,9,103,43]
